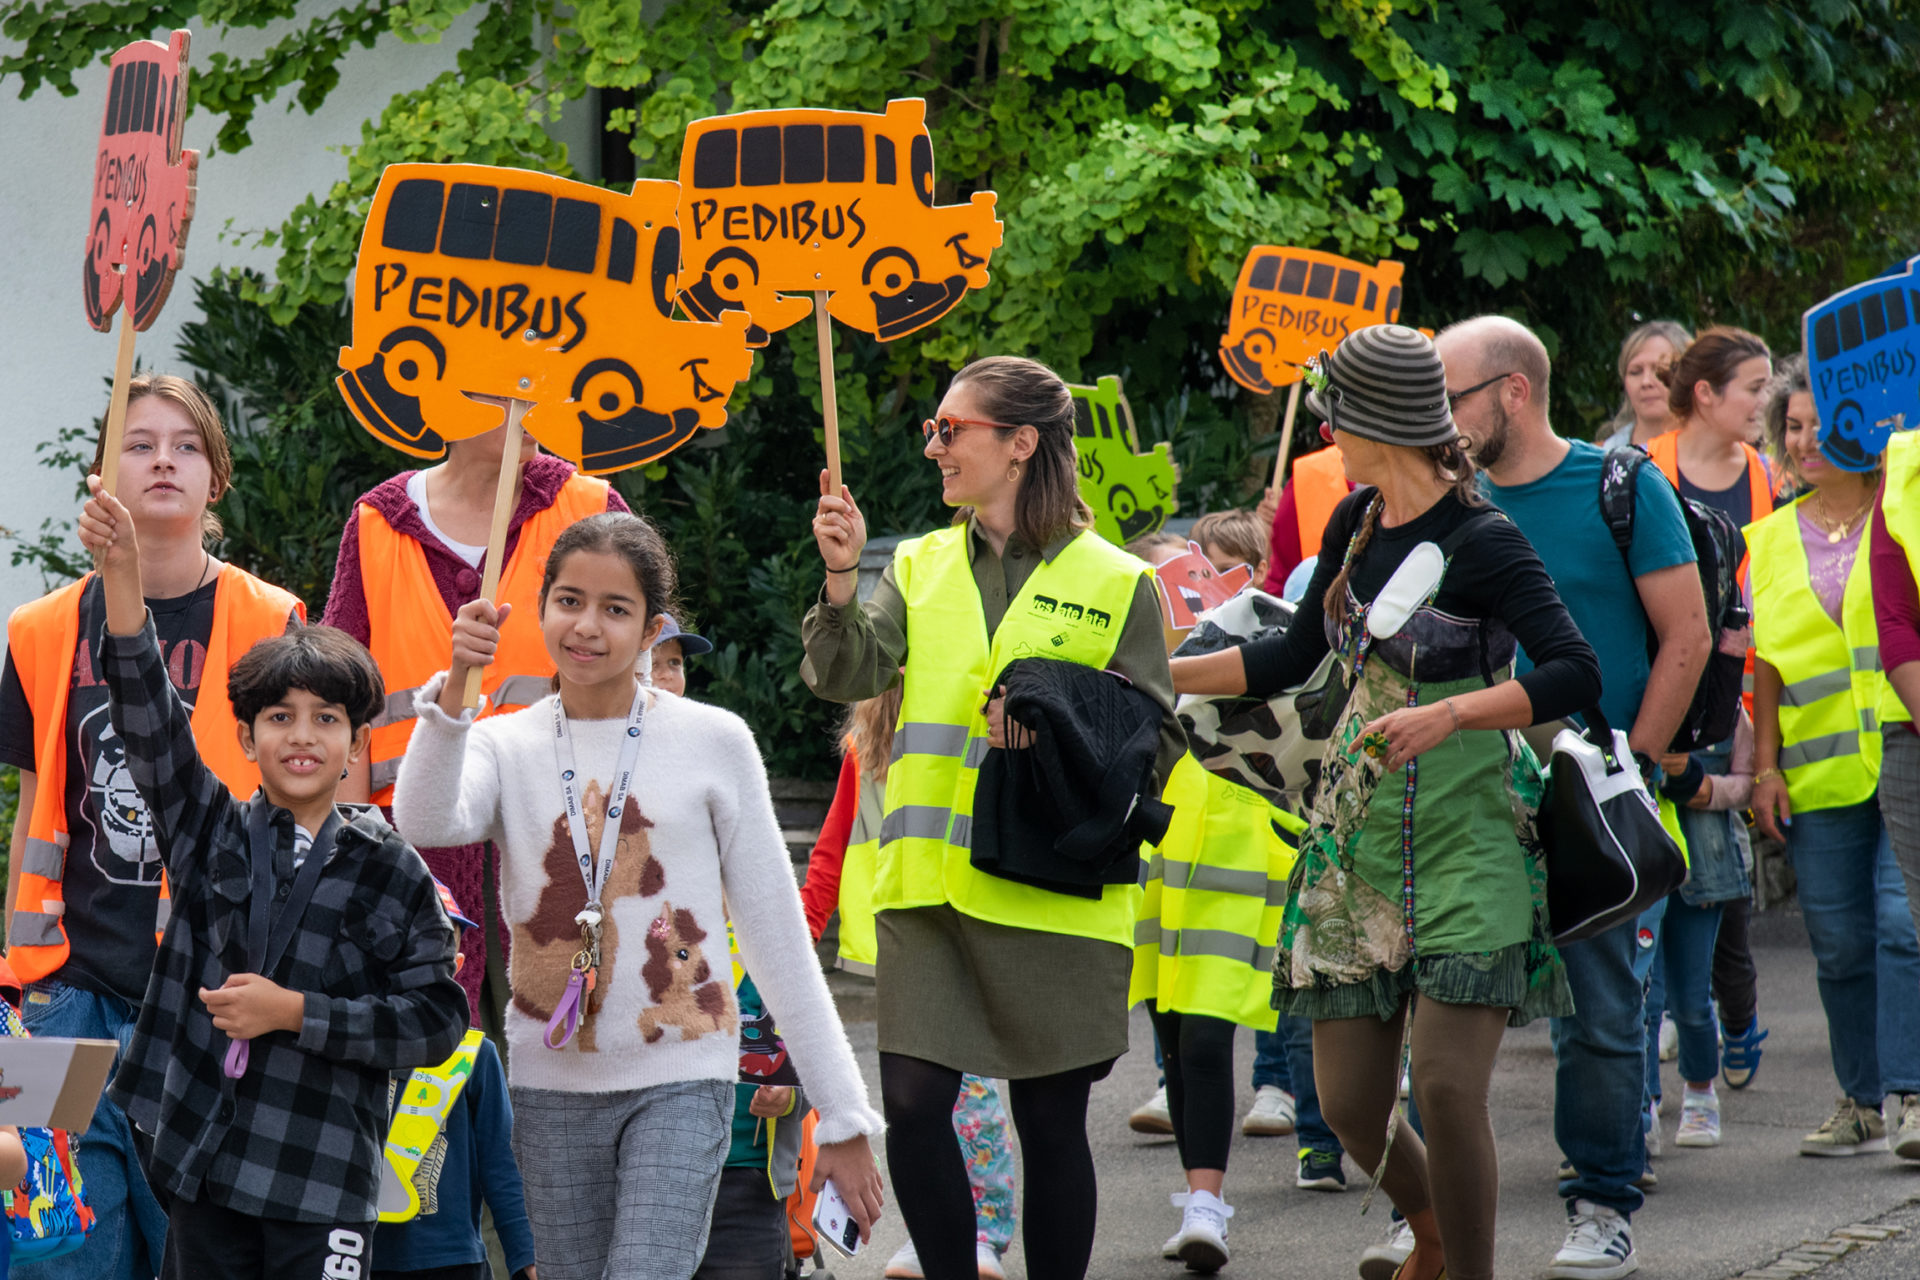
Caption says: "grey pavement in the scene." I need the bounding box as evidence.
[817,920,1920,1279]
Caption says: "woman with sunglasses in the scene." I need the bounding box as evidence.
[801,355,1183,1280]
[1172,326,1599,1280]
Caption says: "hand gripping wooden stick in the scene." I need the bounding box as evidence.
[463,398,529,710]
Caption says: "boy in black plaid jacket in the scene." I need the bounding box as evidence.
[78,477,468,1278]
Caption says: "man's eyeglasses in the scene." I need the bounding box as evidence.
[1446,372,1516,411]
[922,415,1020,446]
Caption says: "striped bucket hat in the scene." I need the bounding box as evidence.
[1304,324,1457,448]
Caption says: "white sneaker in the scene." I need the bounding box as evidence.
[1658,1014,1678,1062]
[1131,1084,1174,1135]
[1674,1087,1722,1147]
[1167,1190,1232,1273]
[884,1238,924,1279]
[1644,1102,1662,1159]
[1357,1219,1416,1280]
[1548,1198,1639,1279]
[1241,1084,1297,1136]
[975,1240,1006,1280]
[1399,1067,1411,1098]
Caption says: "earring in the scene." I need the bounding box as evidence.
[1007,462,1020,482]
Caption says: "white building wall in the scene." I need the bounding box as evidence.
[0,9,527,623]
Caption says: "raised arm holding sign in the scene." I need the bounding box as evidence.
[676,99,1004,492]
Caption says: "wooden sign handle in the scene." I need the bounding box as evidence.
[1270,380,1303,492]
[462,398,529,711]
[815,291,842,495]
[97,308,139,497]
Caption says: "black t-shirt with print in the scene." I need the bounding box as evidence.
[0,577,220,1001]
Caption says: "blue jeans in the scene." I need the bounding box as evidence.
[16,982,166,1280]
[1251,1028,1292,1093]
[1277,1016,1339,1154]
[1633,898,1667,1110]
[1639,893,1724,1086]
[1786,798,1920,1105]
[1551,919,1646,1218]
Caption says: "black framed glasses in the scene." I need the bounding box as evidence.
[922,414,1021,446]
[1446,371,1516,411]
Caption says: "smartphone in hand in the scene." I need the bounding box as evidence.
[812,1177,862,1258]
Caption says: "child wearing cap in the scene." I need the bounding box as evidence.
[648,614,713,698]
[373,884,537,1280]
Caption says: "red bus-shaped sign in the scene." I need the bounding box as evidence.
[337,164,754,474]
[83,30,198,333]
[1219,248,1407,394]
[676,99,1002,345]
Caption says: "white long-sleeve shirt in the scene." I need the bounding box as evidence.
[393,673,882,1145]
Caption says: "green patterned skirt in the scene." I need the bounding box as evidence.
[1273,665,1572,1027]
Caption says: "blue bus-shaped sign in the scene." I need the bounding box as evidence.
[1804,256,1920,472]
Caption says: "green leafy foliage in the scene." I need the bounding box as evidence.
[9,0,1920,766]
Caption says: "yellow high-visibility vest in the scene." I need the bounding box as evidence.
[882,525,1148,947]
[1879,432,1920,726]
[1131,755,1301,1029]
[1747,497,1882,811]
[835,766,881,975]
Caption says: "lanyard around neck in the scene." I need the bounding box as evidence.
[224,801,341,1079]
[552,684,648,932]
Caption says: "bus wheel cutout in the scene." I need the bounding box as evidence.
[681,247,769,346]
[862,246,964,342]
[338,326,450,454]
[569,357,701,472]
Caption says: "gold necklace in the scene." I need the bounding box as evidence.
[1813,489,1874,544]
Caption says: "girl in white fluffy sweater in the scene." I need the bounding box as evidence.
[393,512,884,1280]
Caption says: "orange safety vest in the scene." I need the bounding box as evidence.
[1292,445,1349,561]
[1647,431,1774,715]
[360,472,609,801]
[5,566,303,982]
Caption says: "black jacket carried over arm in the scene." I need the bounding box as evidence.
[970,657,1176,899]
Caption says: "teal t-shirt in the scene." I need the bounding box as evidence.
[1482,440,1696,732]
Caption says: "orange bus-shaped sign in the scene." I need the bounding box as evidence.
[676,98,1002,344]
[84,30,198,333]
[337,164,754,474]
[1219,248,1407,394]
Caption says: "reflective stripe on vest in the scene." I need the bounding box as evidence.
[4,568,304,980]
[1747,497,1883,811]
[880,525,1147,947]
[1128,756,1300,1029]
[1292,446,1348,561]
[834,760,881,975]
[1880,432,1920,726]
[359,473,609,803]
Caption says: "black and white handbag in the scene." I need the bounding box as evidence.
[1539,706,1688,943]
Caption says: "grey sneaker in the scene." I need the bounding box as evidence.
[1891,1093,1920,1160]
[1799,1097,1888,1156]
[1357,1219,1415,1280]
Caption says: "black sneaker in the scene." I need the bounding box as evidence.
[1297,1147,1346,1191]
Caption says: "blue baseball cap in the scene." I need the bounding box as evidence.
[652,614,713,657]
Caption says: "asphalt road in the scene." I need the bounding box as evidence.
[814,919,1920,1279]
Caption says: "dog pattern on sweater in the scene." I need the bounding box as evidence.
[637,902,734,1043]
[511,780,664,1052]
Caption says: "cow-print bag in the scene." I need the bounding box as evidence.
[1173,586,1350,812]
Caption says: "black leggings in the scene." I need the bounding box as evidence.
[880,1052,1109,1280]
[1146,1004,1237,1171]
[1712,894,1759,1033]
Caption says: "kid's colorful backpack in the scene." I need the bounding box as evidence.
[0,962,93,1262]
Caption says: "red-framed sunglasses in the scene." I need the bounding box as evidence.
[922,415,1021,446]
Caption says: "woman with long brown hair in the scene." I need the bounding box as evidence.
[1171,326,1599,1280]
[802,355,1182,1280]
